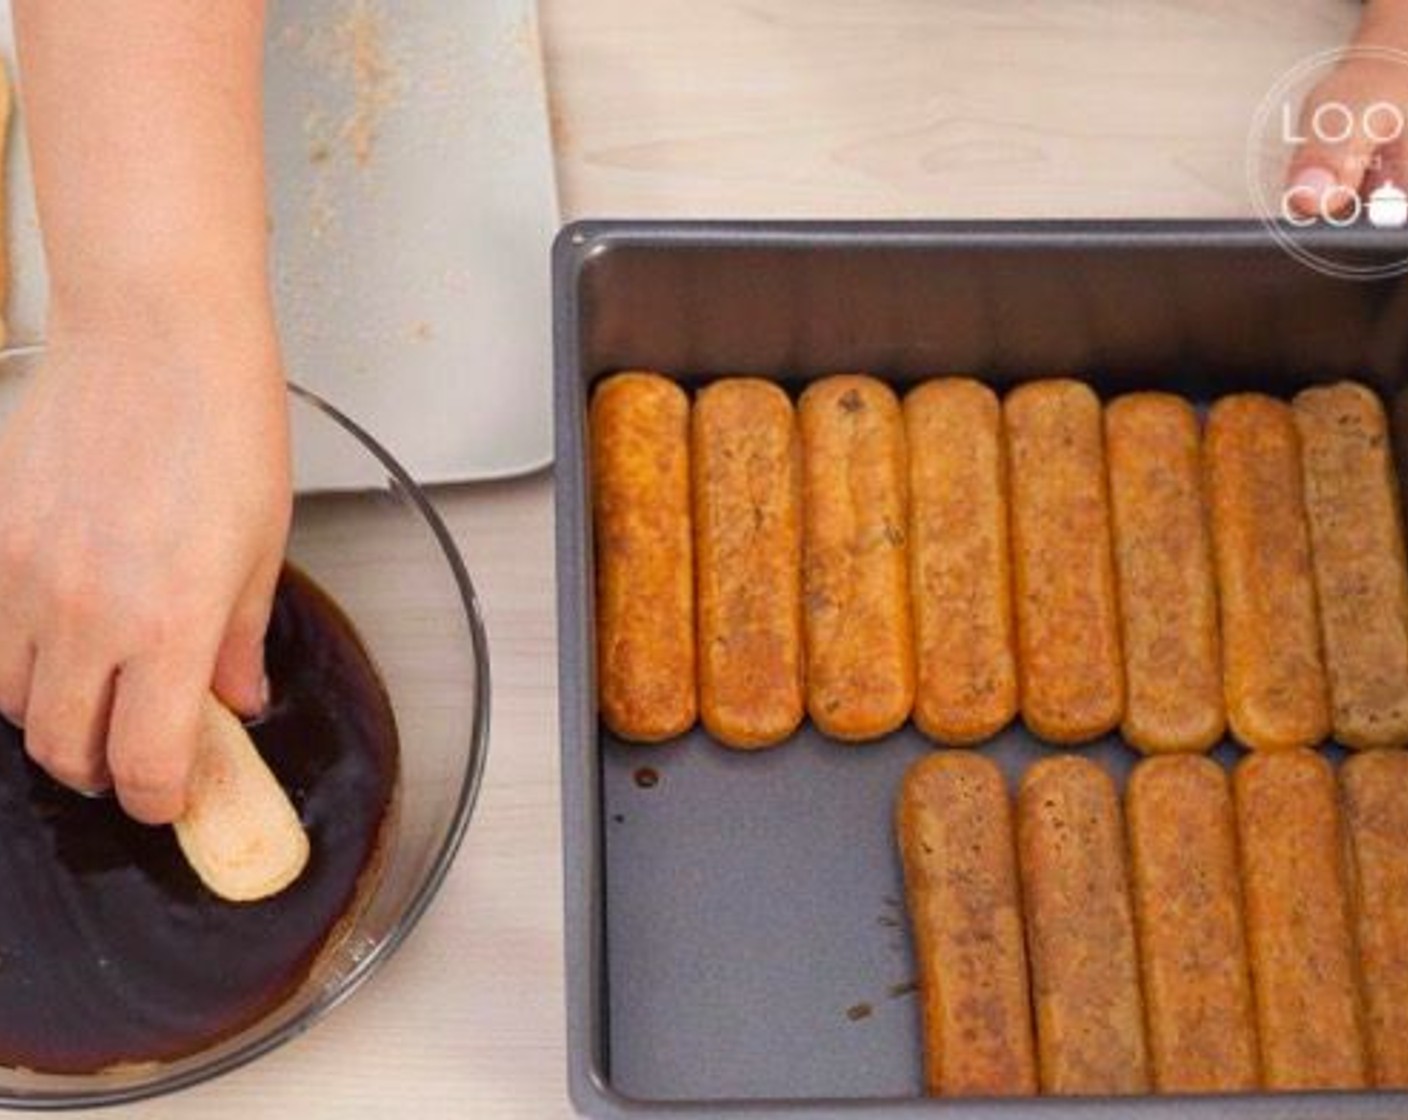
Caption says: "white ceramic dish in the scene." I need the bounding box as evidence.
[0,0,559,490]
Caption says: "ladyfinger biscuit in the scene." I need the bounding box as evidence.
[1206,395,1329,751]
[799,375,914,741]
[590,372,696,741]
[1294,382,1408,750]
[1234,749,1368,1090]
[174,696,310,903]
[904,379,1018,745]
[1126,756,1259,1092]
[1017,756,1149,1095]
[1005,380,1124,744]
[1342,749,1408,1087]
[692,378,804,748]
[897,754,1037,1096]
[1106,394,1225,754]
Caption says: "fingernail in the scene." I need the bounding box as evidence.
[258,675,271,712]
[1290,166,1340,214]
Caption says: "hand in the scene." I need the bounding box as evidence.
[0,307,291,824]
[1284,52,1408,218]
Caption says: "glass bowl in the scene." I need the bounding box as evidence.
[0,354,490,1108]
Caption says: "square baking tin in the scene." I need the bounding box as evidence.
[554,220,1408,1118]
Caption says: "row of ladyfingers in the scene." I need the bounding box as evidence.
[590,371,1408,751]
[897,748,1408,1097]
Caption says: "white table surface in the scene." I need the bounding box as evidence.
[91,2,1360,1116]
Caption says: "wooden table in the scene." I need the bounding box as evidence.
[103,2,1358,1116]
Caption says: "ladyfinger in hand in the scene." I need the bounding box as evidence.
[174,696,310,904]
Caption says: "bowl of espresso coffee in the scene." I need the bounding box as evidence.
[0,362,489,1106]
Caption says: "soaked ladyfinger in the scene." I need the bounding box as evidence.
[897,753,1037,1096]
[1017,756,1149,1095]
[590,372,696,741]
[904,379,1018,745]
[1294,382,1408,750]
[1006,379,1125,744]
[1206,395,1330,751]
[799,375,914,741]
[1106,393,1225,754]
[174,696,310,904]
[1235,749,1368,1090]
[1342,749,1408,1087]
[1126,756,1259,1092]
[692,378,804,748]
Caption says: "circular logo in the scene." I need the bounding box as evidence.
[1246,45,1408,280]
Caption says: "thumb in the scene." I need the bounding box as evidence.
[1284,82,1380,218]
[211,564,280,717]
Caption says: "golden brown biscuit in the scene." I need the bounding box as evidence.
[1234,748,1368,1090]
[1017,755,1149,1095]
[1294,382,1408,749]
[1125,756,1259,1092]
[1342,749,1408,1087]
[1206,395,1330,751]
[1106,393,1225,754]
[896,753,1037,1097]
[799,375,914,741]
[692,378,804,748]
[1005,379,1125,744]
[590,372,697,741]
[904,379,1018,745]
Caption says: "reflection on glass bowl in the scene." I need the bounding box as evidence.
[0,351,489,1108]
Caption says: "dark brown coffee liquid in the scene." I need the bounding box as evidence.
[0,567,399,1073]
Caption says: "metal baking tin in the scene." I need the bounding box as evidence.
[555,220,1408,1119]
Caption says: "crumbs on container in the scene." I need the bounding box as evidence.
[280,0,404,173]
[273,2,403,249]
[308,190,336,242]
[339,0,400,168]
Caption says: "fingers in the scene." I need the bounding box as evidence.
[1285,122,1379,219]
[1364,137,1408,198]
[1285,63,1408,219]
[1285,97,1381,218]
[24,643,115,793]
[0,636,34,728]
[211,562,278,718]
[0,550,39,728]
[19,595,265,817]
[106,653,212,825]
[7,567,278,816]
